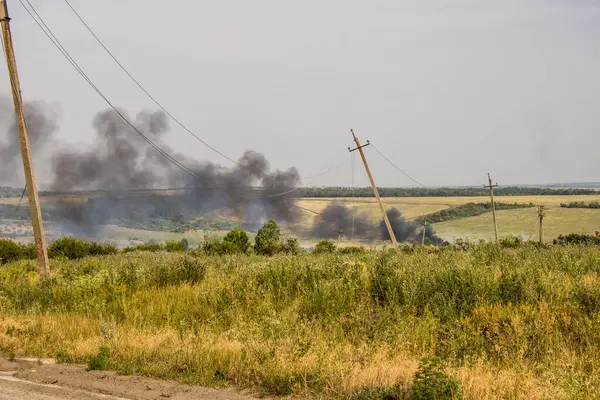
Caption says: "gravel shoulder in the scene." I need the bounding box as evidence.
[0,358,260,400]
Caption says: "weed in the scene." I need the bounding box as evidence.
[412,357,462,400]
[87,346,111,371]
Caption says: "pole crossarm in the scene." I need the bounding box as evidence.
[348,129,398,248]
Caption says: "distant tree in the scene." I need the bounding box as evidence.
[280,237,301,255]
[314,240,336,254]
[223,228,251,254]
[255,219,281,256]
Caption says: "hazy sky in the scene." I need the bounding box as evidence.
[1,0,599,188]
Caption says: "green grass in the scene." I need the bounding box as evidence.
[0,245,600,398]
[435,208,600,242]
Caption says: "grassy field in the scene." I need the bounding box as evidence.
[1,245,600,399]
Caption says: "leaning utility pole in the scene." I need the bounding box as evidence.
[349,130,398,248]
[484,173,499,243]
[537,205,545,244]
[0,0,50,277]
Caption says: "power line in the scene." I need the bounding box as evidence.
[370,142,427,188]
[18,0,342,199]
[61,0,241,167]
[19,0,203,180]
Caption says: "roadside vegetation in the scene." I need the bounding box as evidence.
[1,220,600,398]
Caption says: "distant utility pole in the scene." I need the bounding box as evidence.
[422,220,427,246]
[484,173,499,243]
[349,130,398,248]
[0,0,50,277]
[537,205,545,244]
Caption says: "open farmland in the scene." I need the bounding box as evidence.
[295,195,600,242]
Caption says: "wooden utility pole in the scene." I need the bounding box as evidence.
[421,220,427,246]
[349,130,398,248]
[537,205,545,244]
[484,173,499,243]
[0,0,50,277]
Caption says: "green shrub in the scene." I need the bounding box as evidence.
[49,237,117,259]
[165,240,187,252]
[255,219,281,256]
[338,246,365,255]
[412,357,462,400]
[122,243,164,253]
[223,228,251,254]
[314,240,336,254]
[280,237,301,255]
[0,239,34,265]
[88,346,111,371]
[500,235,523,248]
[48,237,90,259]
[554,234,600,246]
[87,242,118,256]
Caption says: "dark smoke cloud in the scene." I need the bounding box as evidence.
[309,202,375,239]
[309,203,443,244]
[46,107,300,236]
[0,96,59,185]
[381,208,443,245]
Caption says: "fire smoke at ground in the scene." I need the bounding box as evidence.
[308,201,444,244]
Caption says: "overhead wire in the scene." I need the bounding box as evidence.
[370,142,427,188]
[17,0,344,199]
[368,140,431,237]
[61,0,242,167]
[19,0,204,180]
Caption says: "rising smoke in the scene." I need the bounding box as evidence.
[308,202,443,244]
[0,99,301,237]
[0,96,59,186]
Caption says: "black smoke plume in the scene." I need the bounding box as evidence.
[381,208,444,245]
[309,202,375,239]
[48,108,301,235]
[309,203,443,244]
[1,100,301,237]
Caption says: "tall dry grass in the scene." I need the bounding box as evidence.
[0,244,599,398]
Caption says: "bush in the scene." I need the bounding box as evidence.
[49,237,117,259]
[122,243,163,253]
[0,239,35,264]
[338,246,365,255]
[87,242,118,256]
[88,346,111,371]
[165,240,187,252]
[280,237,301,255]
[223,229,251,254]
[554,234,600,246]
[255,219,281,256]
[412,357,462,400]
[314,240,336,254]
[500,235,523,248]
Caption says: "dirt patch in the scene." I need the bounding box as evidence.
[1,358,260,400]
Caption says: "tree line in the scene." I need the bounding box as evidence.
[296,186,599,198]
[560,201,600,209]
[413,202,535,225]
